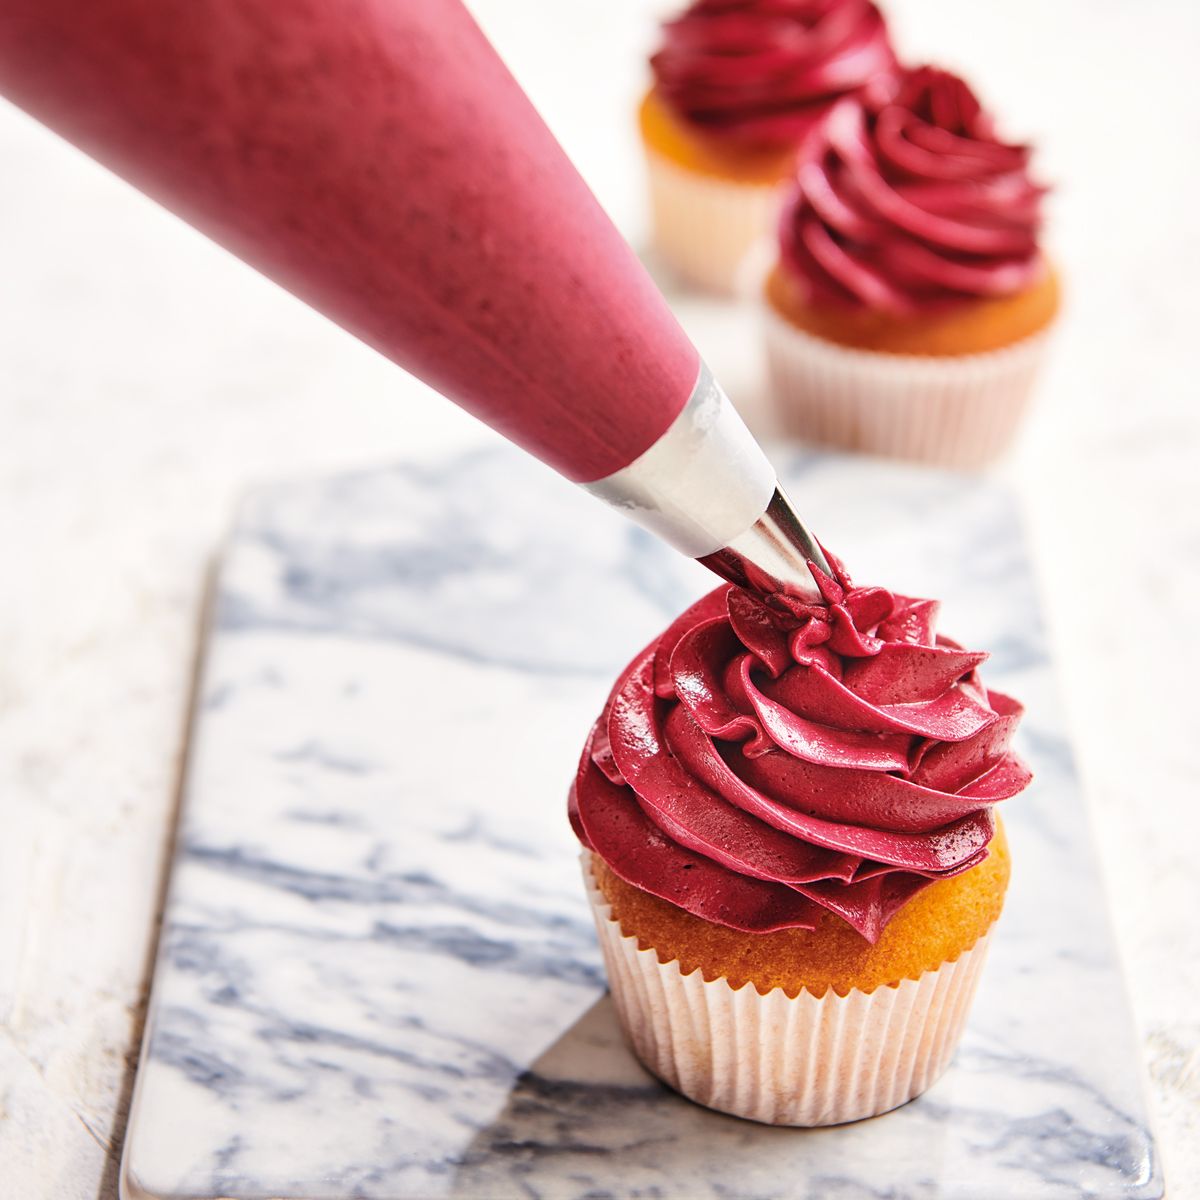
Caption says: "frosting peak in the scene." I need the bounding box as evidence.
[779,66,1048,312]
[570,555,1030,943]
[651,0,898,148]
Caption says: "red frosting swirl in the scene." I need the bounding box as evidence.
[570,556,1030,943]
[651,0,898,148]
[779,66,1048,313]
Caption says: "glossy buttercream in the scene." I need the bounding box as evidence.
[651,0,897,148]
[780,66,1048,313]
[570,556,1029,943]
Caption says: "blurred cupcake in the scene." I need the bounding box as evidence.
[570,559,1029,1126]
[641,0,897,293]
[765,67,1061,467]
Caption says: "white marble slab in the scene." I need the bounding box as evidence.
[120,448,1162,1200]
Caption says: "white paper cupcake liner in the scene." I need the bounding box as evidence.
[764,302,1054,469]
[644,147,782,296]
[584,855,993,1126]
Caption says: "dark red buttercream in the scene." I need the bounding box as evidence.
[651,0,898,148]
[779,66,1048,313]
[570,555,1030,943]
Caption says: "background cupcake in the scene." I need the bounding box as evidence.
[764,66,1061,467]
[570,560,1030,1126]
[642,0,897,294]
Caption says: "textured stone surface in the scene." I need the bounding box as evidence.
[122,450,1159,1198]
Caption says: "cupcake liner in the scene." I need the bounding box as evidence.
[584,855,993,1127]
[644,147,782,296]
[764,303,1054,469]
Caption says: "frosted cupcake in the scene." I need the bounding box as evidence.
[641,0,897,294]
[569,556,1029,1125]
[764,67,1060,467]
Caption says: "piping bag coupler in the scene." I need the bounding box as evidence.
[0,0,831,600]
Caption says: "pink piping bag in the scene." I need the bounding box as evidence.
[0,0,830,596]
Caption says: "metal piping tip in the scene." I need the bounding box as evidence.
[698,486,832,601]
[582,362,831,604]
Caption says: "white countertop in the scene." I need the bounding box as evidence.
[1,1,1196,1195]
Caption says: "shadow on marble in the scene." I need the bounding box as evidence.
[448,996,851,1200]
[449,985,1160,1200]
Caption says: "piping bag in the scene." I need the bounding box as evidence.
[0,0,831,599]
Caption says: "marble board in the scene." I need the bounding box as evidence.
[120,447,1163,1200]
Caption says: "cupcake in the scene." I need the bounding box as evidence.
[641,0,897,294]
[569,556,1029,1125]
[765,66,1061,467]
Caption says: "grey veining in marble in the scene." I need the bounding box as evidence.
[120,448,1162,1200]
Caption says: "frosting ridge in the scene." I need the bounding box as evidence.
[570,555,1029,943]
[651,0,898,148]
[779,66,1048,312]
